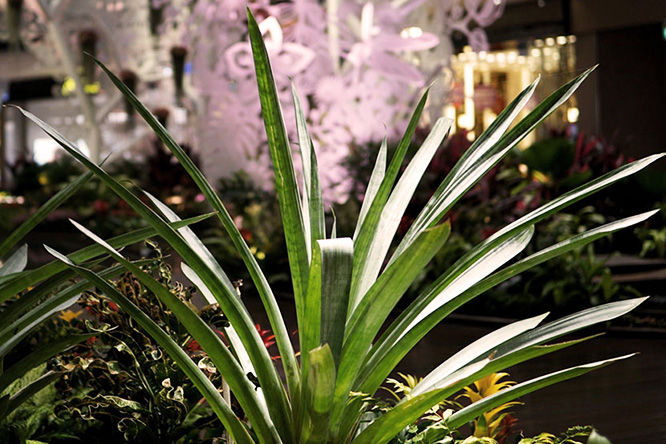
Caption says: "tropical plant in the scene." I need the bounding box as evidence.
[44,243,227,443]
[1,9,663,444]
[0,169,209,433]
[517,426,597,444]
[0,173,99,428]
[457,373,520,440]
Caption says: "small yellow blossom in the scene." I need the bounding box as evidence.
[58,309,83,323]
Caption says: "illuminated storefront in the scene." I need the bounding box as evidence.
[448,34,579,148]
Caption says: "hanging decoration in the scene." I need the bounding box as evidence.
[5,0,23,50]
[169,44,187,102]
[151,0,505,203]
[0,0,506,204]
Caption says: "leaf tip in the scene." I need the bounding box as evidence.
[246,6,257,25]
[44,245,72,265]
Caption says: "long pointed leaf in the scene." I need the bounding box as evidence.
[292,83,325,253]
[0,214,211,305]
[445,355,634,430]
[352,89,429,249]
[495,298,647,359]
[395,68,595,258]
[403,226,534,338]
[93,46,301,404]
[0,333,96,394]
[354,138,386,241]
[14,105,292,441]
[301,344,336,444]
[0,170,93,259]
[248,9,309,311]
[361,212,656,392]
[409,313,549,398]
[68,220,280,443]
[347,89,430,317]
[330,222,450,437]
[349,117,452,312]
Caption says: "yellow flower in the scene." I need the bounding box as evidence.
[58,309,83,323]
[459,372,522,439]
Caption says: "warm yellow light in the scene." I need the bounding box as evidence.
[400,26,423,39]
[166,195,185,205]
[483,109,497,129]
[567,107,580,123]
[457,113,473,129]
[462,62,475,131]
[444,105,457,129]
[464,63,474,97]
[556,36,567,45]
[545,37,555,46]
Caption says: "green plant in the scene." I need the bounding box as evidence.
[202,170,291,292]
[457,373,520,440]
[45,243,227,443]
[0,173,101,429]
[476,206,644,318]
[2,9,663,443]
[517,426,596,444]
[0,170,209,435]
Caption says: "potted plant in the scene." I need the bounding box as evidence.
[1,9,661,443]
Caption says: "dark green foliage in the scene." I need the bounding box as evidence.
[1,243,226,443]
